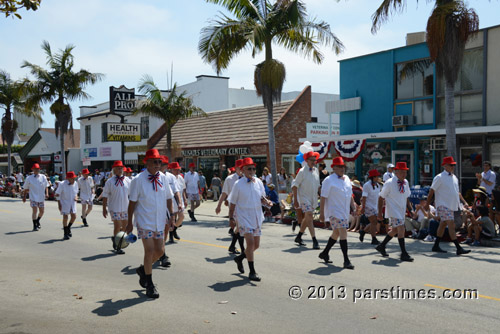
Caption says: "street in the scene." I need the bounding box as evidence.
[1,197,499,334]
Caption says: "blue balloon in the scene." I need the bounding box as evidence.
[296,153,304,163]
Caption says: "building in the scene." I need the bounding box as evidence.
[302,24,500,197]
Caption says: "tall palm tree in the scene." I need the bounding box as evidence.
[372,0,479,160]
[22,41,103,177]
[135,74,205,159]
[199,0,343,184]
[0,70,41,175]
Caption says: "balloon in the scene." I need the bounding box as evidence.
[296,153,304,164]
[299,144,312,154]
[304,141,312,147]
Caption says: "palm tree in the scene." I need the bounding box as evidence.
[372,0,479,160]
[199,0,343,184]
[135,74,205,159]
[0,70,41,175]
[22,41,103,177]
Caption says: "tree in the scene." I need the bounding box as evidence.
[372,0,479,160]
[22,41,103,177]
[135,74,205,159]
[199,0,343,184]
[1,0,41,19]
[0,70,41,175]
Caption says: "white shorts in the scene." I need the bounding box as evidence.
[389,218,405,227]
[365,206,377,217]
[437,206,454,222]
[110,211,128,221]
[80,199,93,206]
[239,225,261,236]
[300,202,315,213]
[329,217,349,229]
[30,200,44,208]
[188,193,200,202]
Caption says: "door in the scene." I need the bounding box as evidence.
[392,150,414,185]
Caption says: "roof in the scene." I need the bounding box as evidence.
[40,128,81,149]
[153,100,295,150]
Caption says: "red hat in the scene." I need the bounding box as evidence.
[31,163,40,170]
[235,159,244,168]
[143,149,162,164]
[81,168,90,175]
[126,167,133,173]
[229,167,235,172]
[394,162,409,170]
[188,162,196,169]
[442,156,457,166]
[112,160,124,168]
[161,156,169,165]
[66,171,77,179]
[331,157,345,167]
[368,169,381,178]
[240,157,256,168]
[169,162,181,170]
[304,151,320,161]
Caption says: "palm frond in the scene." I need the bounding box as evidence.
[205,0,263,21]
[371,0,408,34]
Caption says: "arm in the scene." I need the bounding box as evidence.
[377,196,385,221]
[125,201,137,234]
[292,186,299,209]
[360,196,367,215]
[459,193,468,208]
[215,192,228,215]
[351,197,358,217]
[167,198,173,218]
[426,189,435,210]
[319,196,326,223]
[102,197,108,218]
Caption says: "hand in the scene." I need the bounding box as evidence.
[424,204,430,211]
[22,197,26,203]
[293,200,299,210]
[229,218,236,229]
[58,203,62,212]
[215,205,221,215]
[224,200,228,207]
[103,208,107,218]
[125,223,133,234]
[377,212,383,221]
[360,206,365,215]
[319,213,325,223]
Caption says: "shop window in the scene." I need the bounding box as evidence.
[438,48,483,94]
[141,117,149,139]
[414,99,433,125]
[490,142,500,167]
[282,154,300,176]
[85,125,91,144]
[396,59,434,100]
[361,142,392,181]
[418,140,433,186]
[438,94,482,128]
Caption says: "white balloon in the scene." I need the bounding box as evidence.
[299,144,311,154]
[304,141,312,147]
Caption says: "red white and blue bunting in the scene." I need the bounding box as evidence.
[311,142,331,162]
[333,140,366,161]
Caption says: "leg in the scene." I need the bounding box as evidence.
[31,206,39,231]
[338,227,354,269]
[86,204,93,216]
[62,214,70,239]
[433,220,450,253]
[368,215,379,244]
[397,225,413,261]
[81,204,87,218]
[245,234,261,281]
[295,211,313,246]
[318,228,339,263]
[140,238,159,298]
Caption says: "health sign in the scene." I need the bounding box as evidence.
[106,123,141,142]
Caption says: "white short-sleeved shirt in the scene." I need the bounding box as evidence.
[321,174,352,221]
[93,174,104,186]
[430,171,460,211]
[55,180,79,214]
[228,177,265,229]
[165,171,181,213]
[176,175,186,192]
[261,174,272,185]
[23,174,48,202]
[184,171,199,195]
[102,175,131,213]
[481,170,496,195]
[129,171,174,231]
[383,172,394,182]
[222,173,240,196]
[77,176,94,201]
[379,176,411,220]
[16,172,24,183]
[292,166,320,207]
[362,180,381,212]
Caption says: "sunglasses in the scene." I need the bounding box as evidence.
[151,160,162,165]
[246,167,256,171]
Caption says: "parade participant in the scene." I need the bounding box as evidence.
[228,157,272,281]
[169,162,187,241]
[93,169,104,187]
[216,159,245,255]
[16,170,24,187]
[383,163,395,182]
[127,149,174,298]
[360,169,382,245]
[318,157,356,269]
[184,162,200,222]
[102,161,131,254]
[160,156,182,245]
[426,156,471,255]
[124,167,134,180]
[22,163,48,231]
[375,162,414,262]
[77,168,94,227]
[199,170,207,201]
[292,151,321,249]
[476,161,496,196]
[55,171,79,240]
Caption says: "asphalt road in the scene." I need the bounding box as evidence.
[1,197,499,334]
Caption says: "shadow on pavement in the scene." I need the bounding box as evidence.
[282,246,314,254]
[308,265,343,276]
[97,236,112,240]
[81,251,117,261]
[5,230,35,235]
[371,258,401,267]
[39,238,65,244]
[205,255,234,264]
[208,274,257,292]
[216,237,232,242]
[92,290,149,316]
[121,265,138,276]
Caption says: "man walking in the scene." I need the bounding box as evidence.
[185,163,200,222]
[56,171,79,240]
[383,163,395,182]
[476,161,496,197]
[77,168,94,227]
[22,164,48,231]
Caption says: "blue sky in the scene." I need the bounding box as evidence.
[1,0,499,129]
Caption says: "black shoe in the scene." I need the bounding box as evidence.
[318,252,332,264]
[456,247,471,256]
[187,210,193,219]
[172,230,180,240]
[234,256,245,274]
[36,217,41,230]
[371,238,380,245]
[292,220,298,232]
[312,239,320,250]
[33,222,38,231]
[228,247,240,254]
[375,244,389,257]
[111,236,117,250]
[249,273,261,282]
[67,228,72,238]
[82,216,88,227]
[432,246,447,253]
[400,253,414,262]
[116,249,125,255]
[191,215,197,222]
[63,234,70,240]
[228,228,234,236]
[359,230,365,242]
[146,283,159,298]
[294,236,306,246]
[136,265,147,288]
[343,261,355,270]
[169,234,175,243]
[159,254,171,267]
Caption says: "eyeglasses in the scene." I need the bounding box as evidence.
[151,160,162,165]
[246,167,256,171]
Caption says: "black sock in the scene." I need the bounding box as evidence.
[237,233,245,253]
[248,261,256,274]
[372,235,378,242]
[297,232,304,239]
[312,236,318,243]
[381,235,393,246]
[434,236,442,248]
[398,237,407,254]
[145,274,153,286]
[174,226,177,232]
[33,219,37,225]
[235,252,246,262]
[229,233,238,249]
[339,239,350,263]
[37,217,41,222]
[360,229,366,236]
[452,239,462,249]
[323,237,337,253]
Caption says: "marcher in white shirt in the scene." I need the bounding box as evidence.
[77,168,94,227]
[160,156,182,245]
[376,162,414,262]
[292,151,321,249]
[169,162,187,244]
[476,161,496,196]
[126,149,174,299]
[427,156,471,255]
[184,163,200,222]
[228,157,272,282]
[360,169,382,245]
[16,171,24,186]
[93,170,104,187]
[383,163,395,182]
[55,171,79,240]
[216,159,245,255]
[318,157,356,269]
[22,164,48,231]
[102,161,131,254]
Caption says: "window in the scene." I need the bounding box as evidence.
[282,154,300,176]
[438,48,483,94]
[141,117,149,139]
[396,59,434,99]
[438,94,482,128]
[85,125,91,144]
[414,99,433,125]
[101,123,107,143]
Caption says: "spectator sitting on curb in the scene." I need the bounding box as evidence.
[464,206,496,246]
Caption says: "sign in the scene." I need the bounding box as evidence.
[100,147,112,157]
[306,123,340,138]
[182,147,250,157]
[125,145,148,153]
[82,157,91,166]
[54,154,62,162]
[83,148,98,158]
[40,155,51,162]
[110,86,135,114]
[106,123,141,142]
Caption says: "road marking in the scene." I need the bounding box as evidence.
[425,284,500,301]
[0,209,15,213]
[179,239,229,250]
